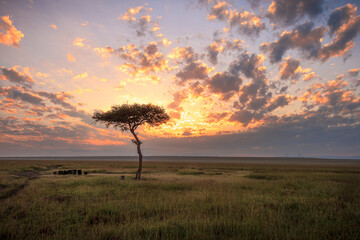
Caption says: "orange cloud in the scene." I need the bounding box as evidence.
[73,37,85,47]
[93,46,115,59]
[115,42,174,76]
[49,24,57,30]
[36,72,50,78]
[74,88,93,94]
[120,6,143,22]
[73,72,88,80]
[84,138,126,146]
[302,72,315,81]
[0,16,24,47]
[67,53,76,62]
[207,2,264,36]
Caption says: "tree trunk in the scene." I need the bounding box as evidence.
[130,130,143,179]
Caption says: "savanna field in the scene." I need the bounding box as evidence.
[0,159,360,240]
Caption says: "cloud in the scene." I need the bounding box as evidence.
[176,61,212,84]
[319,5,360,61]
[348,68,359,77]
[207,112,229,122]
[302,72,315,81]
[135,15,153,37]
[95,42,174,79]
[300,78,360,112]
[0,16,24,47]
[206,38,243,65]
[167,90,187,111]
[93,46,115,59]
[266,0,324,25]
[73,72,88,80]
[73,37,86,47]
[266,95,292,112]
[115,42,173,76]
[279,58,301,80]
[262,5,360,63]
[119,6,158,37]
[327,4,356,36]
[49,24,57,30]
[247,0,263,9]
[207,1,265,36]
[229,52,265,79]
[0,86,44,106]
[167,47,197,64]
[0,67,35,88]
[182,128,193,136]
[37,91,75,110]
[67,53,76,62]
[260,22,325,63]
[120,6,143,23]
[189,81,205,97]
[207,72,242,100]
[226,52,295,125]
[228,109,254,126]
[278,58,313,81]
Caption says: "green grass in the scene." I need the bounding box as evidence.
[0,160,359,239]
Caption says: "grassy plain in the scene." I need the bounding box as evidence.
[0,159,359,239]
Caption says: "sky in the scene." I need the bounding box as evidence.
[0,0,359,158]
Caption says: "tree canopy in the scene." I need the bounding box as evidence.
[92,103,170,132]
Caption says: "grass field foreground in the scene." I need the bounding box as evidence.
[0,160,359,239]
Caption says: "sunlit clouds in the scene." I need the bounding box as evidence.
[0,16,24,47]
[0,0,359,157]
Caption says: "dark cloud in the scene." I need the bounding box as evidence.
[176,62,210,83]
[229,53,270,110]
[247,0,262,9]
[207,43,220,65]
[38,91,75,110]
[145,43,158,56]
[327,3,356,36]
[229,52,265,79]
[260,22,325,63]
[226,52,296,125]
[279,58,301,80]
[319,12,360,61]
[189,81,205,97]
[266,95,291,112]
[135,15,153,37]
[267,0,324,25]
[263,5,360,63]
[0,86,44,105]
[348,68,359,77]
[182,129,193,136]
[207,112,229,122]
[207,72,242,100]
[0,67,34,88]
[167,90,187,111]
[228,110,254,126]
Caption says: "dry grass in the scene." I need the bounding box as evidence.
[0,159,360,239]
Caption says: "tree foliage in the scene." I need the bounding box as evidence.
[92,103,170,132]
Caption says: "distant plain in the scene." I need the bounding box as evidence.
[1,157,359,239]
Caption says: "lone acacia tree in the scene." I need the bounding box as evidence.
[92,103,170,179]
